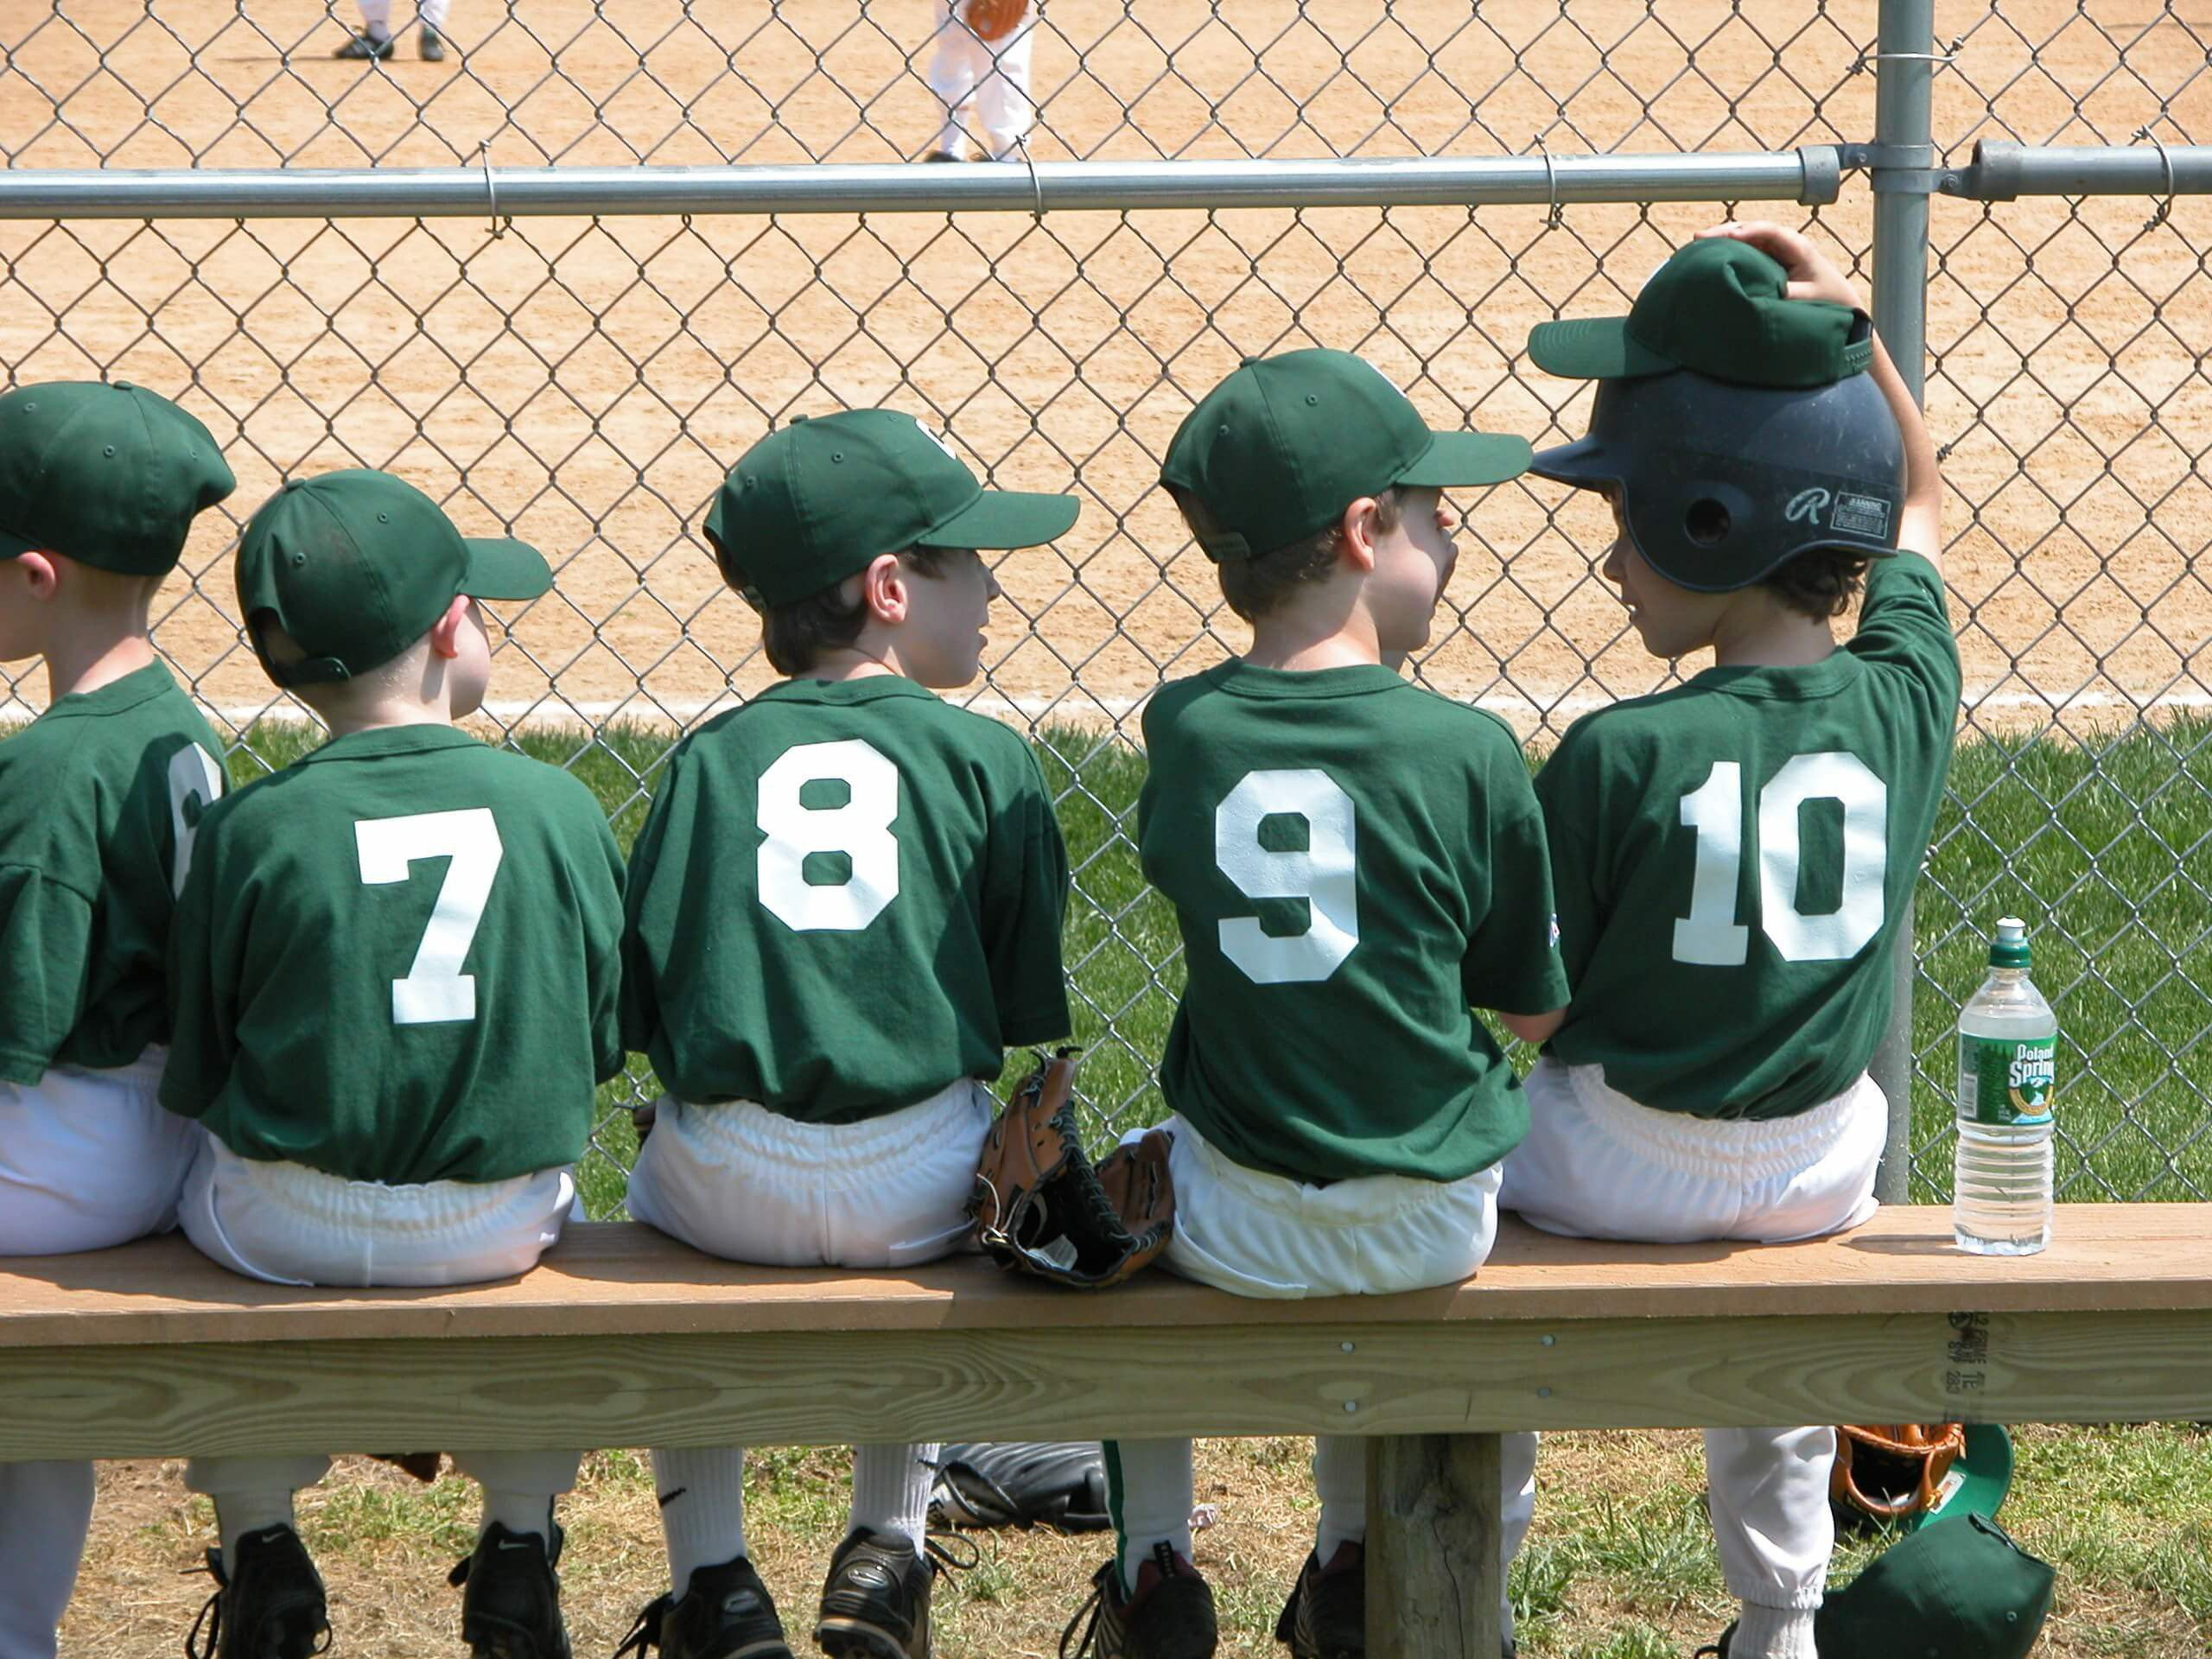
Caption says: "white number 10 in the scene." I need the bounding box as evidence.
[1673,753,1888,967]
[355,808,505,1025]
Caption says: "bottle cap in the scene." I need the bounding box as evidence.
[1989,916,2031,969]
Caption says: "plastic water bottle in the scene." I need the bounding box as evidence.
[1952,917,2056,1255]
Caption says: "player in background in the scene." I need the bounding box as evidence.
[1060,349,1568,1659]
[334,0,451,60]
[0,381,234,1659]
[615,410,1077,1659]
[1499,226,1960,1659]
[924,0,1036,162]
[162,471,625,1659]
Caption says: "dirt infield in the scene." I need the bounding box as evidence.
[1,2,2208,739]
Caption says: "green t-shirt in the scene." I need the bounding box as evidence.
[0,661,226,1084]
[621,676,1071,1124]
[1139,661,1570,1185]
[162,725,626,1184]
[1537,552,1962,1118]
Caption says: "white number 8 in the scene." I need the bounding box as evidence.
[1215,768,1358,984]
[758,739,901,932]
[166,742,225,897]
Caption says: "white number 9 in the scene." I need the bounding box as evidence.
[1215,768,1359,984]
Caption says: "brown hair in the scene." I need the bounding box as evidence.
[707,537,950,676]
[1170,487,1403,624]
[1762,546,1872,620]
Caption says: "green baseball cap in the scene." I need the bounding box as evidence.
[702,410,1079,609]
[235,469,551,687]
[1814,1513,2054,1659]
[1911,1422,2013,1533]
[1160,349,1531,563]
[0,380,235,576]
[1527,238,1872,389]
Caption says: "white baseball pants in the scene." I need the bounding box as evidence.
[1498,1058,1885,1637]
[627,1078,993,1593]
[926,3,1036,160]
[355,0,451,36]
[0,1051,193,1659]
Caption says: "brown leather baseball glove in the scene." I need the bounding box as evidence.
[959,0,1030,44]
[1831,1421,1967,1524]
[969,1050,1174,1290]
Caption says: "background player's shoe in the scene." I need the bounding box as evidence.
[448,1522,572,1659]
[814,1528,938,1659]
[1060,1544,1218,1659]
[614,1554,795,1659]
[185,1523,330,1659]
[330,30,395,59]
[1274,1540,1363,1658]
[1693,1625,1735,1657]
[420,27,447,60]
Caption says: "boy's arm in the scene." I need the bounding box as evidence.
[616,761,678,1059]
[587,817,627,1086]
[1701,220,1942,571]
[158,830,232,1119]
[1461,740,1571,1026]
[984,753,1073,1047]
[0,865,94,1086]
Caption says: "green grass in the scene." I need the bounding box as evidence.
[179,710,2212,1215]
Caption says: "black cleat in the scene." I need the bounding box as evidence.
[331,30,395,59]
[421,26,447,60]
[615,1553,794,1659]
[815,1528,945,1659]
[1274,1541,1363,1658]
[185,1524,330,1659]
[1061,1543,1217,1659]
[448,1522,570,1659]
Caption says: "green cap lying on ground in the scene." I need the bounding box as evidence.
[1814,1513,2054,1659]
[1159,347,1531,562]
[0,380,236,576]
[234,468,552,687]
[1527,236,1872,388]
[703,409,1080,609]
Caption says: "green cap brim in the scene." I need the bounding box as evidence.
[1527,316,1681,380]
[1911,1425,2013,1532]
[1397,430,1534,489]
[1527,434,1626,492]
[919,488,1080,550]
[461,537,554,602]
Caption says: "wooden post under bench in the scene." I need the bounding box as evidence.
[1368,1433,1503,1656]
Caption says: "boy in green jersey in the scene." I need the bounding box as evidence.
[616,410,1078,1659]
[1059,350,1570,1659]
[1500,226,1960,1659]
[161,470,626,1659]
[0,380,233,1659]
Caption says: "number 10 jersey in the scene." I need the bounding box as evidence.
[1535,551,1962,1120]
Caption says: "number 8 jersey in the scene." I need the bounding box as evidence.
[161,726,627,1184]
[1535,550,1962,1119]
[1139,660,1570,1186]
[620,676,1071,1124]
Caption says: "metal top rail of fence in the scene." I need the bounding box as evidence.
[0,2,2207,1206]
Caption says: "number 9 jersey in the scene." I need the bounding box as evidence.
[1535,550,1962,1118]
[620,676,1071,1124]
[1138,660,1569,1187]
[160,726,627,1184]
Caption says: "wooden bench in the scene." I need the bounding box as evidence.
[4,1205,2208,1655]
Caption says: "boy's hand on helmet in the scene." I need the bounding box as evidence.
[1700,220,1866,313]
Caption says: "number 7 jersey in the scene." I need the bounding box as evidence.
[160,726,627,1184]
[1535,551,1962,1118]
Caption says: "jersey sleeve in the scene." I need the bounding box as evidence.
[1532,735,1602,997]
[159,817,238,1120]
[983,747,1071,1046]
[0,863,97,1085]
[1847,552,1962,722]
[1460,733,1572,1016]
[583,813,628,1085]
[617,753,683,1059]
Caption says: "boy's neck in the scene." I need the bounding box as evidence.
[315,705,454,740]
[42,629,156,704]
[1707,601,1839,670]
[1243,587,1386,672]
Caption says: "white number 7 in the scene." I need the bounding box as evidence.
[354,809,505,1025]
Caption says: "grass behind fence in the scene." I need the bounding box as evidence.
[190,710,2212,1214]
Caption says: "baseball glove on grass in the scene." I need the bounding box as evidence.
[969,1049,1174,1291]
[929,1441,1110,1533]
[959,0,1030,43]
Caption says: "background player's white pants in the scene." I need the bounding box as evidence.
[0,1052,192,1659]
[179,1136,581,1534]
[629,1080,992,1589]
[1108,1119,1509,1618]
[355,0,451,35]
[1497,1058,1885,1619]
[926,5,1035,159]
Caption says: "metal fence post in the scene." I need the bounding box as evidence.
[1870,0,1936,1204]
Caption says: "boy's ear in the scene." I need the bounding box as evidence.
[1337,497,1383,573]
[4,550,60,599]
[858,552,910,626]
[426,594,474,660]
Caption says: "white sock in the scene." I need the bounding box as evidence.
[1312,1435,1366,1562]
[480,1491,556,1543]
[1109,1440,1194,1595]
[653,1447,748,1599]
[850,1443,937,1557]
[213,1491,296,1561]
[355,0,392,38]
[1732,1601,1819,1659]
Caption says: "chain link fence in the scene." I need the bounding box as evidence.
[1,3,2206,1205]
